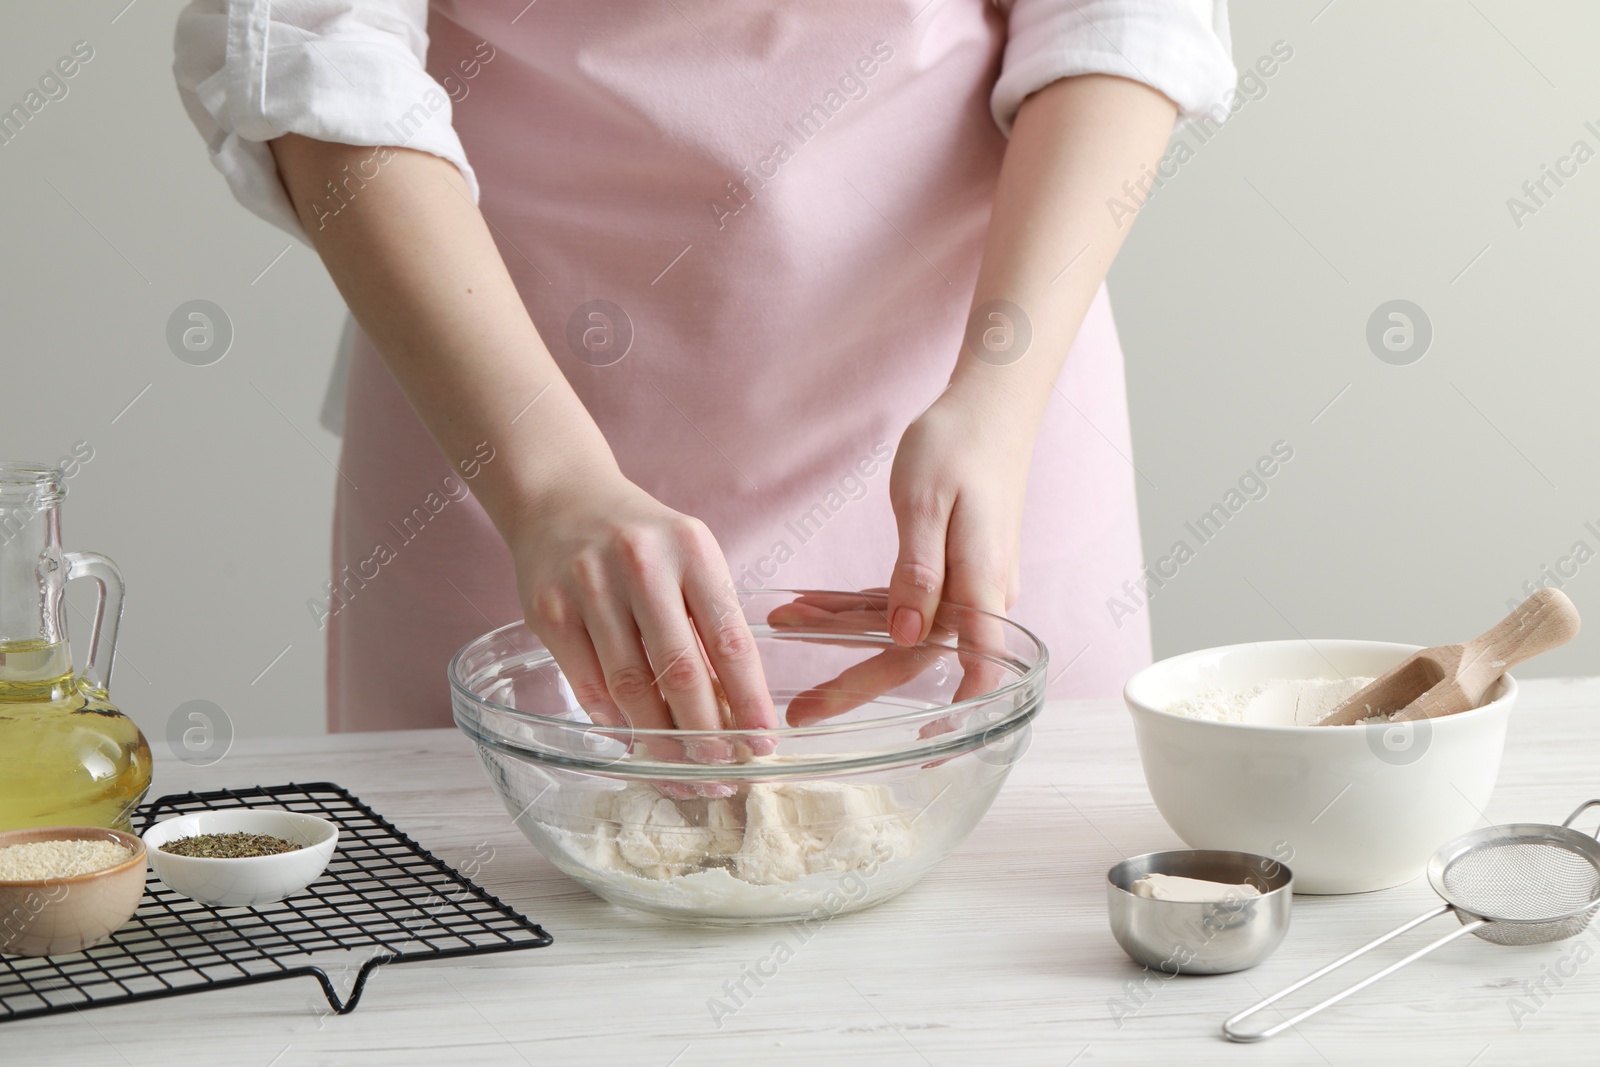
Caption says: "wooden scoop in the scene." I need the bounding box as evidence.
[1319,588,1580,726]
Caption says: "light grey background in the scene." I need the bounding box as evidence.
[1113,0,1600,680]
[1,1,1594,748]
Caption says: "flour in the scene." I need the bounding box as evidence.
[519,679,935,918]
[535,776,920,919]
[1164,676,1379,727]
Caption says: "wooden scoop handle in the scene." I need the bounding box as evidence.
[1460,588,1581,689]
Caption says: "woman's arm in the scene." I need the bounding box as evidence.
[270,136,777,759]
[886,74,1178,645]
[269,137,607,522]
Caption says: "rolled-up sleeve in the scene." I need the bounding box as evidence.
[991,0,1237,136]
[173,0,476,242]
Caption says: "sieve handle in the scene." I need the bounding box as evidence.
[1561,799,1600,836]
[1223,905,1482,1042]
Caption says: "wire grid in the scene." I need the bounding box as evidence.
[0,782,552,1025]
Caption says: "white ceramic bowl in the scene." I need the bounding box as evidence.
[142,810,338,907]
[1124,640,1514,894]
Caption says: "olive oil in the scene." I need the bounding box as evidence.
[0,641,152,832]
[0,463,151,832]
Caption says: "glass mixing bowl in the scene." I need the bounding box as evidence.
[449,590,1047,925]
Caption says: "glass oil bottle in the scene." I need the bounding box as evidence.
[0,463,150,831]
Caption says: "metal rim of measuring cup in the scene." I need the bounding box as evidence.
[1107,849,1294,895]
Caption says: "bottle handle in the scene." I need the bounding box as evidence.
[63,550,124,696]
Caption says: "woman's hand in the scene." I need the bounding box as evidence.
[268,136,777,764]
[883,71,1179,672]
[886,385,1031,645]
[508,467,779,761]
[726,382,1035,740]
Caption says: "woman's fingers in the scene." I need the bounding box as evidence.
[785,645,937,725]
[628,573,736,775]
[511,481,780,792]
[530,596,694,799]
[768,590,946,725]
[683,567,778,755]
[575,595,696,785]
[940,506,1013,704]
[592,597,728,796]
[766,599,891,642]
[887,490,949,647]
[767,590,923,643]
[575,599,668,728]
[541,631,624,728]
[774,589,889,615]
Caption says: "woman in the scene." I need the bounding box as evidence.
[174,0,1235,735]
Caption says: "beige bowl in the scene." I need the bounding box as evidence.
[0,826,147,957]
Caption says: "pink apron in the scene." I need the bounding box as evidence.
[327,0,1151,730]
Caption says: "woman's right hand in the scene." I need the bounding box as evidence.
[507,468,778,766]
[265,136,775,765]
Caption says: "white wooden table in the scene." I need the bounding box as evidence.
[5,679,1600,1066]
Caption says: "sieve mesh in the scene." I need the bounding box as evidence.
[1439,835,1600,945]
[1466,910,1598,947]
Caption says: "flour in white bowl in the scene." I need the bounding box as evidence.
[1164,676,1379,727]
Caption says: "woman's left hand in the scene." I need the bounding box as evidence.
[771,385,1036,727]
[885,382,1034,646]
[783,72,1182,724]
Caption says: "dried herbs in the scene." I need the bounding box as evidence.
[160,832,302,858]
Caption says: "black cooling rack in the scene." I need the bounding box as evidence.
[0,782,553,1025]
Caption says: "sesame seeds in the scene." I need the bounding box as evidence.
[0,839,133,881]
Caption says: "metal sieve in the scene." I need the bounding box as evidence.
[1224,799,1600,1042]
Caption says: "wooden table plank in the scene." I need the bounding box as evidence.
[4,679,1599,1065]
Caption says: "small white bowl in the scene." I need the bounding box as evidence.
[1124,640,1514,894]
[142,809,338,907]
